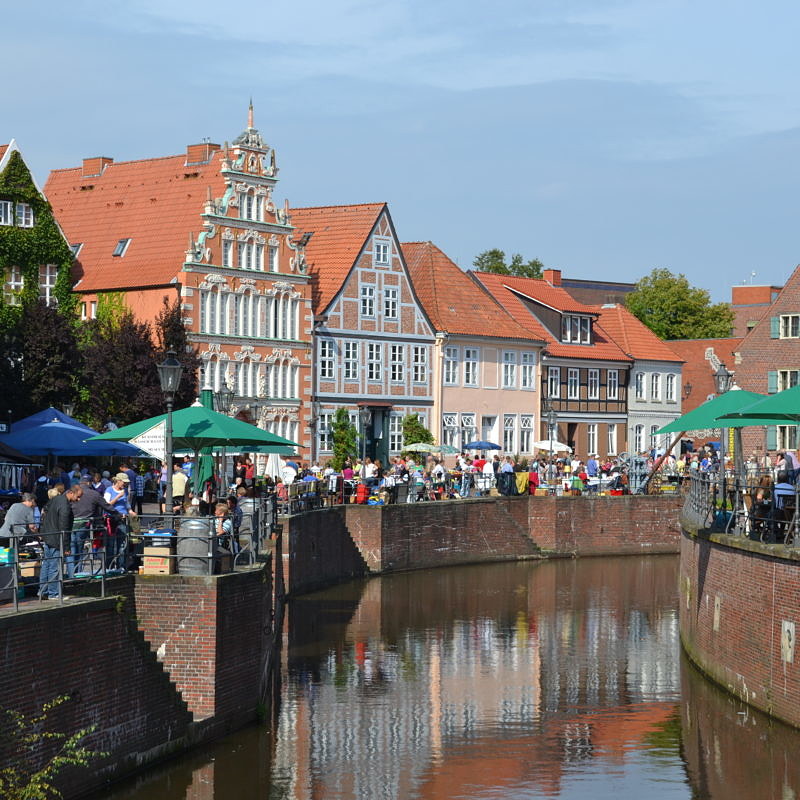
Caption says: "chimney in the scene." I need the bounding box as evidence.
[82,156,113,177]
[186,142,221,165]
[543,268,561,286]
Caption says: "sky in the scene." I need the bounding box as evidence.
[3,0,799,300]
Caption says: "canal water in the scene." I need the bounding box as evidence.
[104,556,800,799]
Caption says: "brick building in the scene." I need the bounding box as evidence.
[730,283,782,338]
[45,107,313,451]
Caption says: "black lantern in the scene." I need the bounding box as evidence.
[157,350,184,400]
[214,384,235,416]
[714,363,732,395]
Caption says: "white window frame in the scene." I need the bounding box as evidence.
[412,346,428,383]
[373,238,391,266]
[318,412,333,452]
[651,373,661,401]
[548,366,561,398]
[3,265,23,305]
[0,201,12,226]
[222,240,232,268]
[588,369,599,400]
[360,285,375,317]
[443,413,459,448]
[567,368,580,400]
[666,373,676,403]
[778,370,800,392]
[390,344,404,383]
[587,423,597,456]
[777,425,799,451]
[15,202,33,228]
[383,287,398,319]
[112,238,131,257]
[503,414,516,453]
[502,351,517,389]
[344,341,359,381]
[444,346,459,385]
[607,369,619,400]
[520,415,534,453]
[464,347,479,387]
[367,343,382,381]
[633,424,645,453]
[634,372,645,400]
[521,352,536,390]
[319,340,335,380]
[460,413,476,446]
[39,264,58,305]
[389,414,404,451]
[268,245,279,272]
[780,315,800,339]
[561,314,591,344]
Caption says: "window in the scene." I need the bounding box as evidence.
[255,244,264,271]
[318,413,332,452]
[587,423,597,456]
[443,413,459,448]
[444,346,459,385]
[778,425,799,451]
[503,414,516,452]
[547,366,561,398]
[464,348,479,386]
[650,425,659,446]
[633,424,644,453]
[367,343,382,380]
[780,315,800,339]
[374,239,391,265]
[90,300,97,319]
[319,340,335,380]
[238,242,253,270]
[608,424,617,455]
[384,287,398,319]
[779,370,800,391]
[412,346,428,383]
[521,352,536,389]
[222,240,232,268]
[0,201,11,226]
[634,372,645,400]
[561,314,591,343]
[39,264,58,305]
[607,369,619,400]
[567,368,579,400]
[360,285,375,317]
[112,238,130,257]
[520,415,533,452]
[15,203,33,228]
[651,373,661,401]
[268,246,279,272]
[344,342,359,380]
[461,413,476,446]
[666,374,676,402]
[390,344,404,382]
[70,243,83,257]
[587,369,599,400]
[389,415,403,451]
[502,351,517,389]
[3,265,22,305]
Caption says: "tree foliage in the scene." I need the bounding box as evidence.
[473,249,544,279]
[155,297,200,409]
[625,268,734,340]
[330,407,358,470]
[402,413,433,447]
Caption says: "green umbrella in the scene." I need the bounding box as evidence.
[718,384,800,423]
[194,388,216,493]
[89,401,297,451]
[655,389,765,435]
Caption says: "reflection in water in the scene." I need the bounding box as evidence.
[101,556,800,799]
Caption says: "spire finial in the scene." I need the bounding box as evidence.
[248,98,254,129]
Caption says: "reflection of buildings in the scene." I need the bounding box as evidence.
[273,558,682,799]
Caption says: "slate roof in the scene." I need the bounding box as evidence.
[45,152,228,292]
[290,203,385,314]
[402,241,543,342]
[591,303,683,363]
[472,271,632,362]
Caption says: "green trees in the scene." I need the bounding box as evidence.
[473,249,544,279]
[330,407,358,470]
[625,268,734,340]
[402,413,433,446]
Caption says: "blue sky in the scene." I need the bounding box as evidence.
[4,0,799,300]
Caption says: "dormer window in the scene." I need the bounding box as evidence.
[112,238,131,257]
[561,314,591,344]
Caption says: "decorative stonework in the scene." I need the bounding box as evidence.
[199,274,228,290]
[266,348,300,365]
[268,234,279,247]
[222,227,234,240]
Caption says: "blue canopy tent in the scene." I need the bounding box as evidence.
[0,420,141,458]
[8,407,95,433]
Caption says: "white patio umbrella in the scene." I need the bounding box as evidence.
[531,439,573,453]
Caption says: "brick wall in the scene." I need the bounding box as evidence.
[680,528,800,728]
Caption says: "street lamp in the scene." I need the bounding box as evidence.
[714,363,733,518]
[683,382,693,400]
[309,401,320,464]
[62,402,75,418]
[214,384,235,416]
[157,350,184,515]
[358,406,371,465]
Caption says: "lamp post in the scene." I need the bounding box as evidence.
[359,406,371,465]
[714,363,733,515]
[309,401,320,465]
[157,350,184,516]
[214,383,234,489]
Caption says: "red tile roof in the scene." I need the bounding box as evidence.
[45,152,228,291]
[667,338,742,412]
[402,241,543,341]
[290,203,385,313]
[0,144,8,162]
[591,303,683,362]
[473,271,632,362]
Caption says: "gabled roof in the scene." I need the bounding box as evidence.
[737,264,800,346]
[472,271,632,362]
[45,152,228,292]
[401,242,543,342]
[667,338,742,412]
[591,303,683,363]
[290,203,385,313]
[0,144,8,163]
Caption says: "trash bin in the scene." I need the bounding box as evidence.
[237,498,258,553]
[177,518,212,575]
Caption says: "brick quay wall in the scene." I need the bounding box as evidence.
[679,525,800,729]
[283,494,683,594]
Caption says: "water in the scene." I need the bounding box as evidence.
[103,556,800,799]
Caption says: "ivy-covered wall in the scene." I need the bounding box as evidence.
[0,149,75,324]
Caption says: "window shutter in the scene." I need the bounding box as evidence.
[766,426,778,451]
[770,317,780,338]
[767,371,778,394]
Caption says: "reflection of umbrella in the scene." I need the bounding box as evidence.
[90,403,297,451]
[718,385,800,423]
[1,420,141,457]
[463,440,502,450]
[531,439,573,453]
[656,389,765,434]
